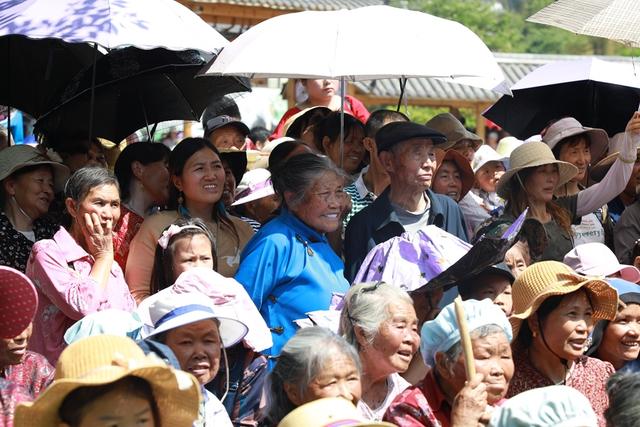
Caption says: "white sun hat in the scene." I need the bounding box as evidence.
[232,168,275,206]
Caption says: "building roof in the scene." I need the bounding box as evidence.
[353,52,638,106]
[192,0,384,11]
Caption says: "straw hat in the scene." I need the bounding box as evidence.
[434,148,474,200]
[14,335,200,427]
[496,142,578,199]
[510,261,618,338]
[0,266,38,339]
[542,117,608,163]
[277,397,395,427]
[0,145,69,192]
[590,132,639,182]
[425,112,482,150]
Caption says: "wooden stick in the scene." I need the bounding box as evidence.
[454,296,476,380]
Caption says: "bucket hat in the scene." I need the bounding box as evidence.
[542,117,608,163]
[204,115,250,139]
[472,144,508,174]
[0,145,69,192]
[496,136,524,159]
[426,112,482,151]
[232,168,275,206]
[590,132,639,181]
[496,142,578,198]
[143,290,249,348]
[510,261,618,338]
[277,397,395,427]
[563,242,640,283]
[434,148,474,200]
[0,266,38,339]
[218,149,248,184]
[14,335,200,427]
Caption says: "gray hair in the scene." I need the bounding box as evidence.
[605,371,640,426]
[64,166,119,203]
[265,327,361,426]
[270,153,349,208]
[339,282,414,351]
[439,324,506,375]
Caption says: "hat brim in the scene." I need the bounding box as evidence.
[232,186,275,206]
[618,265,640,284]
[219,151,248,184]
[1,160,70,193]
[510,277,618,339]
[496,159,578,199]
[0,266,38,338]
[14,362,200,427]
[589,149,640,182]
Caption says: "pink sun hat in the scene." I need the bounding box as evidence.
[563,242,640,283]
[0,266,38,338]
[232,168,275,207]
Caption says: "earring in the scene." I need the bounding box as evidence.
[532,331,538,338]
[177,192,184,208]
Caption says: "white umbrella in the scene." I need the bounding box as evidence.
[0,0,228,53]
[527,0,640,48]
[202,5,508,94]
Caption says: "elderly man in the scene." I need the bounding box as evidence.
[344,121,468,282]
[204,114,250,150]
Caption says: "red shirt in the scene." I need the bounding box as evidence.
[1,351,54,399]
[113,204,145,272]
[269,95,370,140]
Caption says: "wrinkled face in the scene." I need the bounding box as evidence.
[0,323,32,367]
[466,275,513,316]
[3,166,54,219]
[139,160,170,205]
[382,139,437,192]
[451,139,476,163]
[523,164,560,204]
[288,172,347,233]
[303,79,338,102]
[68,184,121,230]
[536,291,594,361]
[70,384,155,427]
[209,126,245,150]
[165,319,221,385]
[362,301,420,375]
[439,332,513,405]
[245,194,281,224]
[558,138,591,182]
[597,303,640,369]
[221,160,236,207]
[433,160,463,202]
[286,351,362,407]
[504,241,531,278]
[323,127,366,175]
[476,161,505,193]
[170,234,214,281]
[173,148,225,207]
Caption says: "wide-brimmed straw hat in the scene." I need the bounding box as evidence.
[496,142,578,199]
[510,261,618,338]
[14,335,200,427]
[542,117,609,163]
[434,148,474,200]
[590,132,639,182]
[0,266,38,339]
[0,145,69,192]
[426,112,482,151]
[277,397,395,427]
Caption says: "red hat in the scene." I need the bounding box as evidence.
[0,266,38,338]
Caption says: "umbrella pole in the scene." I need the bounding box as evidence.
[396,77,407,112]
[454,296,476,380]
[339,76,345,169]
[88,43,98,142]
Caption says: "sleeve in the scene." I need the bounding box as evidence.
[26,242,108,320]
[382,390,435,427]
[447,201,469,243]
[235,235,287,311]
[345,95,370,124]
[576,158,633,217]
[614,202,640,264]
[125,217,162,304]
[268,107,300,140]
[344,214,370,284]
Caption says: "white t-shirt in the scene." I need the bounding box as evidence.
[572,212,605,246]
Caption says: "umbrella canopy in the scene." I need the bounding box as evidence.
[0,0,228,53]
[527,0,640,48]
[0,35,103,118]
[202,5,508,93]
[483,57,640,139]
[35,48,251,144]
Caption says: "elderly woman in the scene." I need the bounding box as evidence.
[26,167,135,364]
[314,112,367,175]
[492,112,640,261]
[384,299,514,427]
[338,282,420,421]
[0,145,69,272]
[146,291,248,427]
[113,141,171,271]
[508,261,618,426]
[586,279,640,372]
[431,148,474,204]
[264,326,362,426]
[126,137,254,303]
[235,153,350,358]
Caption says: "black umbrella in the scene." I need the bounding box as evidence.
[0,34,102,118]
[483,58,640,139]
[35,47,251,143]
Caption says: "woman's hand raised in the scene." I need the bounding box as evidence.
[451,373,492,427]
[82,212,114,260]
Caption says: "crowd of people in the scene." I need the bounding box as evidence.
[2,77,640,427]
